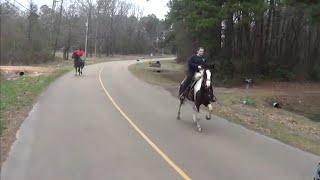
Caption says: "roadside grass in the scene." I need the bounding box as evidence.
[128,60,320,155]
[129,60,185,86]
[0,67,71,136]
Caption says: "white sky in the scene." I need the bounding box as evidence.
[10,0,169,20]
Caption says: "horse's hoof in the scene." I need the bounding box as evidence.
[197,127,202,132]
[177,117,180,120]
[206,115,211,120]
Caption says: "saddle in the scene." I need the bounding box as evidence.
[180,80,197,101]
[187,81,197,101]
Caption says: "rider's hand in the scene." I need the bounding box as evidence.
[198,65,202,69]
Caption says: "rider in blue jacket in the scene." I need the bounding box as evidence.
[180,47,205,97]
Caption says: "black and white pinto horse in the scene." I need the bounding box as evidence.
[73,57,85,76]
[177,65,216,132]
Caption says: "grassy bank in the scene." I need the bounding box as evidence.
[129,60,320,155]
[129,60,185,86]
[0,67,71,136]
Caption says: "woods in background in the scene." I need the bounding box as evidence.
[0,0,165,64]
[1,0,320,81]
[166,0,320,80]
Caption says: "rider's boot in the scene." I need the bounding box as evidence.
[179,85,190,100]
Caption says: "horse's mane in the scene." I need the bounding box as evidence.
[203,64,215,70]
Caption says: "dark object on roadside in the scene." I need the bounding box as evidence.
[314,162,320,180]
[18,71,25,76]
[273,102,281,108]
[244,78,253,84]
[148,61,161,73]
[136,59,140,62]
[244,78,253,89]
[149,61,161,68]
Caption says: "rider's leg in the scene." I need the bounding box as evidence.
[180,74,193,97]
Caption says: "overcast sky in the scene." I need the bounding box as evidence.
[10,0,169,19]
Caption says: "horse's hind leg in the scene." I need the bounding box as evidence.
[75,68,77,76]
[177,99,183,120]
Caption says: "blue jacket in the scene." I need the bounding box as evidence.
[188,55,205,74]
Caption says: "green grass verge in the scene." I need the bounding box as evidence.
[0,67,71,136]
[240,96,257,107]
[129,60,185,86]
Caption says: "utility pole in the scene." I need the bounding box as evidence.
[85,17,88,59]
[50,0,57,48]
[94,8,99,57]
[52,0,63,58]
[85,3,92,59]
[0,4,2,63]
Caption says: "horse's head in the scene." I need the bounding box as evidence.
[201,64,214,88]
[200,65,216,102]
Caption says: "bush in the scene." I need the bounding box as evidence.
[310,64,320,81]
[0,118,4,136]
[274,67,296,81]
[218,58,235,79]
[240,96,256,106]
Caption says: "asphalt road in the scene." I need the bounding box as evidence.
[1,59,319,180]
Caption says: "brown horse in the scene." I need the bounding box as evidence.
[73,56,85,76]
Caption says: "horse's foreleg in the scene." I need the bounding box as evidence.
[80,64,84,75]
[75,68,77,76]
[193,104,202,132]
[206,103,213,120]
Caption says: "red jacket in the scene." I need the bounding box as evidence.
[73,49,84,59]
[75,49,84,57]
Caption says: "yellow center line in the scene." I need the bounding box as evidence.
[98,66,191,180]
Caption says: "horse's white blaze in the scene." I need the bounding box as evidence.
[206,70,211,87]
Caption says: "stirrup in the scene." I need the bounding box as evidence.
[179,92,186,99]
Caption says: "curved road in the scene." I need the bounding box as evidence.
[1,59,319,180]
